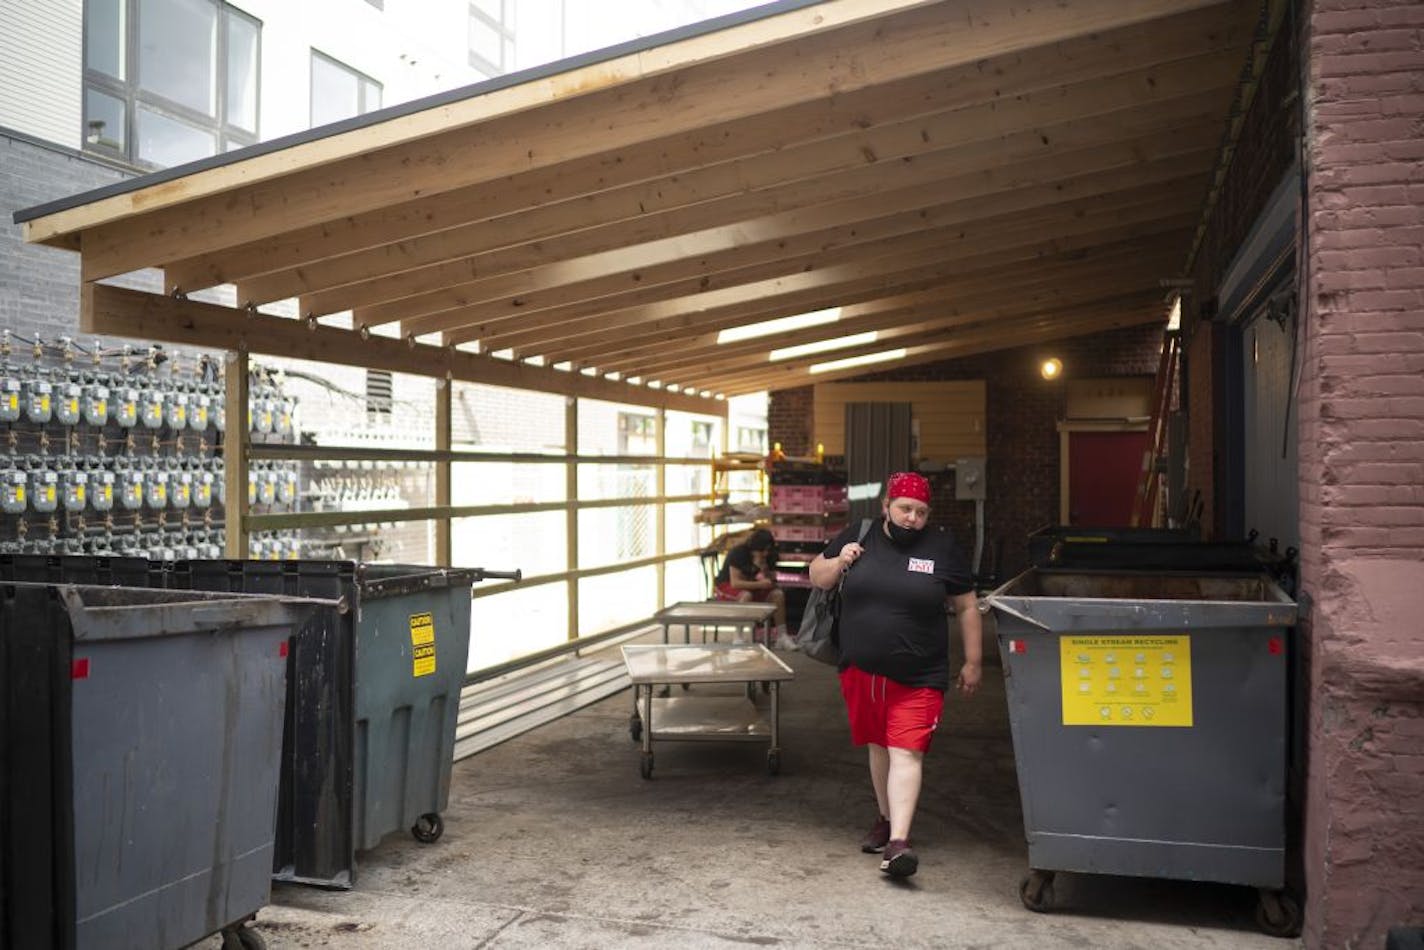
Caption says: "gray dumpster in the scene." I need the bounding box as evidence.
[0,582,321,950]
[171,560,514,887]
[987,568,1301,936]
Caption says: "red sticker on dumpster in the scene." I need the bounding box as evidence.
[1008,640,1027,654]
[71,657,90,680]
[1268,637,1283,655]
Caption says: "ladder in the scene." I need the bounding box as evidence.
[1130,330,1180,528]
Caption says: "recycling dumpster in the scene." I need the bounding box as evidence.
[987,568,1302,936]
[0,582,321,950]
[170,559,517,888]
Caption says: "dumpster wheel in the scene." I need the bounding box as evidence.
[220,925,266,950]
[1018,871,1056,913]
[1254,888,1302,938]
[411,812,444,844]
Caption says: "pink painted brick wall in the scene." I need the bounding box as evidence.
[1300,1,1424,946]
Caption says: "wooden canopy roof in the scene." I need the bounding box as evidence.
[17,0,1261,409]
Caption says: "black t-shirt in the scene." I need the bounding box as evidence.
[715,543,763,585]
[823,517,974,690]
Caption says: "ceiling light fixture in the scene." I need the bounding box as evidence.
[809,348,907,374]
[716,307,842,344]
[1040,357,1063,380]
[769,331,879,361]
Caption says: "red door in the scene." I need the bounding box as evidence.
[1067,431,1149,526]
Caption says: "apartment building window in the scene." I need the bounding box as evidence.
[365,370,393,423]
[83,0,260,168]
[310,51,382,128]
[468,0,515,77]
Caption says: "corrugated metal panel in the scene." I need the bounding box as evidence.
[0,0,83,148]
[1242,308,1299,552]
[845,401,911,524]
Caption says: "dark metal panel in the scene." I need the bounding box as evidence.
[844,401,911,524]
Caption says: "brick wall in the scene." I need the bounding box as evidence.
[1298,2,1424,947]
[1,129,136,342]
[768,323,1162,581]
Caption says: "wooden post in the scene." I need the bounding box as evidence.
[435,376,452,566]
[565,396,579,641]
[223,349,250,558]
[656,407,667,609]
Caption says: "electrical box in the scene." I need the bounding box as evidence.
[955,456,987,501]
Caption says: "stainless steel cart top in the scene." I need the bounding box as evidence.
[621,643,793,685]
[653,601,777,624]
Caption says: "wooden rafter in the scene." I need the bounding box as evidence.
[15,0,1259,402]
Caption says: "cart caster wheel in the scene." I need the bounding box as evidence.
[411,812,444,843]
[639,752,654,780]
[766,750,781,775]
[221,926,266,950]
[1254,888,1302,938]
[1019,870,1056,913]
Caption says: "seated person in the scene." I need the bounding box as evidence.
[713,528,796,650]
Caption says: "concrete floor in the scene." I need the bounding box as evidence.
[209,647,1300,950]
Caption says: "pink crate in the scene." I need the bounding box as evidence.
[771,484,824,514]
[821,484,848,503]
[772,524,824,543]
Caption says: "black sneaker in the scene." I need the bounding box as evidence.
[880,839,919,877]
[860,816,890,853]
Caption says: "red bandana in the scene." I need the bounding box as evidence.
[886,471,931,505]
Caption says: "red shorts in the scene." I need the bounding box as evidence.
[838,665,944,752]
[714,581,770,603]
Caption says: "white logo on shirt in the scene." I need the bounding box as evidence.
[908,557,934,574]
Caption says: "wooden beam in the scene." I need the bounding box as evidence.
[717,310,1165,394]
[163,3,1248,295]
[79,283,723,415]
[222,349,249,558]
[485,188,1203,364]
[612,247,1185,389]
[435,378,452,566]
[33,0,932,249]
[598,200,1200,375]
[292,74,1235,317]
[61,0,1229,280]
[433,148,1214,352]
[635,290,1173,385]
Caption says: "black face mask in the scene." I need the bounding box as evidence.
[885,519,923,547]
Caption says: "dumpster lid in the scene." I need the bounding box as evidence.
[40,583,341,642]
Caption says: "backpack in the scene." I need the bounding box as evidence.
[794,518,873,665]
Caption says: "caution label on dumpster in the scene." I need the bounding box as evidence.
[410,612,436,677]
[1059,635,1192,727]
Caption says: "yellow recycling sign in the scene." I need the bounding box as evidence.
[1060,635,1192,727]
[410,612,436,677]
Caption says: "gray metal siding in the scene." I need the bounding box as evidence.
[1242,312,1300,552]
[0,0,82,149]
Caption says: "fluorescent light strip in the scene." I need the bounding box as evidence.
[809,348,908,374]
[769,331,878,361]
[717,307,841,344]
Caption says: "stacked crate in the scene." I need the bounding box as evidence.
[767,462,849,607]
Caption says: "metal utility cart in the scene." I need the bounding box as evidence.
[988,568,1301,937]
[621,643,793,778]
[653,600,776,645]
